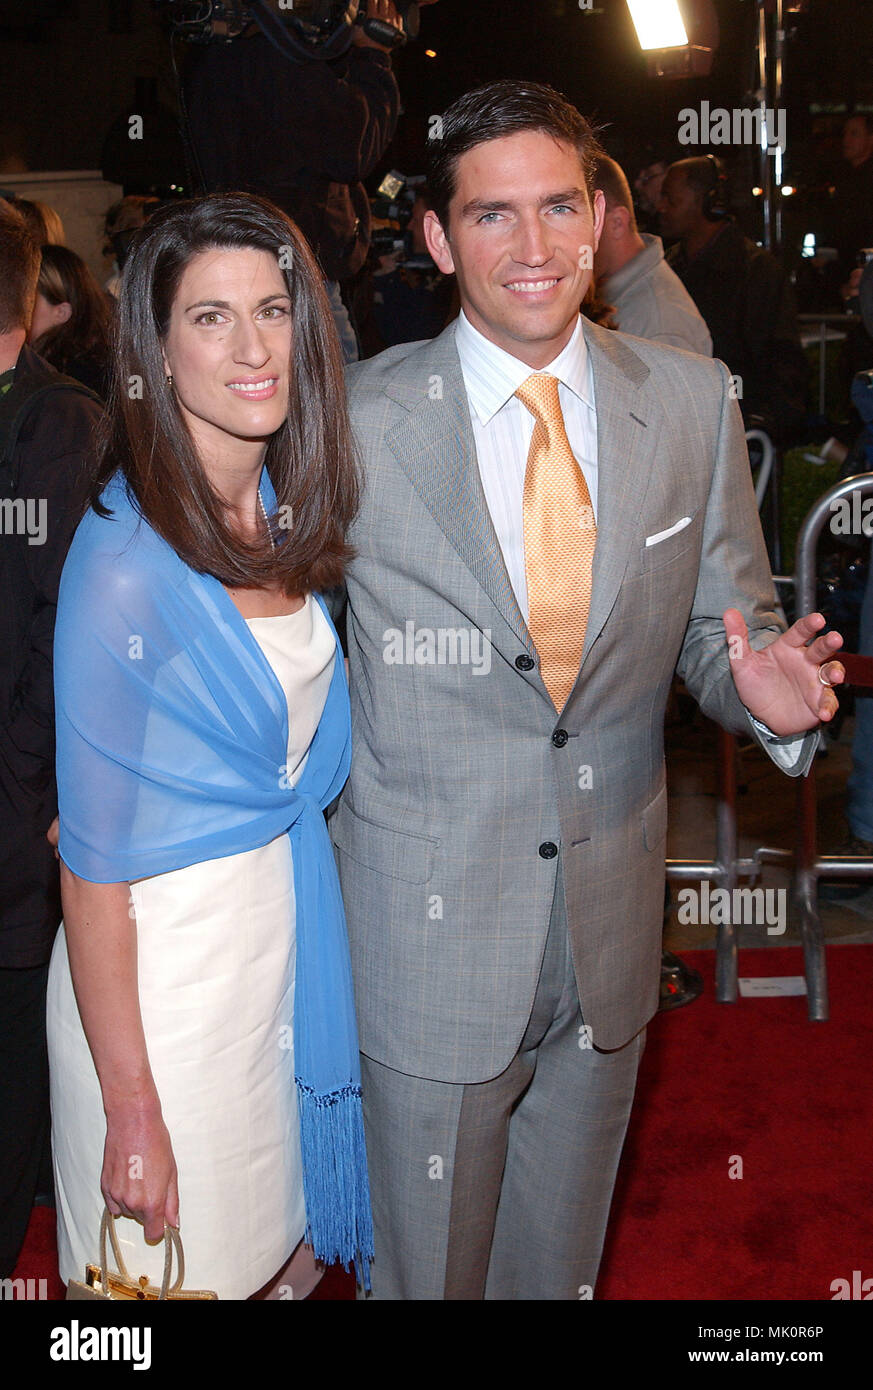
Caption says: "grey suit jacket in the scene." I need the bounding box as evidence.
[335,317,814,1082]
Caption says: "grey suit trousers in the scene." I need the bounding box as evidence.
[359,863,646,1300]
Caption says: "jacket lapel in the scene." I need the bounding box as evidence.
[578,320,656,668]
[383,325,532,650]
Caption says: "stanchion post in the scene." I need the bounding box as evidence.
[715,727,739,1002]
[794,757,829,1020]
[791,471,873,1019]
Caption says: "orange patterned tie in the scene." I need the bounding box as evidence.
[515,373,596,711]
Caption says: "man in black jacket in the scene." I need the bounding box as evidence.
[0,199,102,1277]
[185,0,405,361]
[660,157,808,444]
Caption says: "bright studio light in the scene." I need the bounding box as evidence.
[627,0,689,50]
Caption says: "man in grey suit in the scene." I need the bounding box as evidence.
[335,81,844,1300]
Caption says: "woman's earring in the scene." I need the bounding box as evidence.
[166,374,174,387]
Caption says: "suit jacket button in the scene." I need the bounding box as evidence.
[551,729,568,747]
[515,654,535,671]
[538,841,558,859]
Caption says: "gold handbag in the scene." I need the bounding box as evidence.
[66,1206,218,1300]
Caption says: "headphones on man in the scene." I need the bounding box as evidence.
[701,153,730,221]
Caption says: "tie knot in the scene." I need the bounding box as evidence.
[515,372,563,424]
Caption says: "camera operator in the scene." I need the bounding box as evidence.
[371,184,456,347]
[184,0,412,361]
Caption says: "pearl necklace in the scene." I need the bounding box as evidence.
[257,491,276,553]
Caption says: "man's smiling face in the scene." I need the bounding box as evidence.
[424,128,605,370]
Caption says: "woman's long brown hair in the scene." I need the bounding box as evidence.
[90,192,359,594]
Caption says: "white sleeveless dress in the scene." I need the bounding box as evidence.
[47,595,337,1299]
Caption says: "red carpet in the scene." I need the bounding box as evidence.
[15,944,872,1300]
[599,944,873,1300]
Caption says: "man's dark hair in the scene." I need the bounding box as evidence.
[670,155,723,202]
[427,80,606,230]
[0,198,41,335]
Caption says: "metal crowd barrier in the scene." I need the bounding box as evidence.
[790,472,873,1019]
[666,471,873,1021]
[746,427,782,572]
[746,429,774,511]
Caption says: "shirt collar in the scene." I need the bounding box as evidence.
[455,309,595,426]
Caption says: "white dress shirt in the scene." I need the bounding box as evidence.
[453,307,806,768]
[454,309,597,623]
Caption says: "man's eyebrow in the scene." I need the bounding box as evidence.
[459,188,587,219]
[540,188,587,205]
[183,293,292,312]
[459,198,512,219]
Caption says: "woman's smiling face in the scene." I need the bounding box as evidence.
[161,246,293,461]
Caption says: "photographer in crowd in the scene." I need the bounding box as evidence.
[371,183,455,347]
[184,0,429,360]
[661,156,808,445]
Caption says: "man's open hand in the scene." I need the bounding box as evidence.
[724,608,845,736]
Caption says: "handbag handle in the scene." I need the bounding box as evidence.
[99,1207,185,1299]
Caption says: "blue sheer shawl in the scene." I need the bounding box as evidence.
[54,465,373,1283]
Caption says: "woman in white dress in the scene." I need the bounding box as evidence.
[46,193,370,1299]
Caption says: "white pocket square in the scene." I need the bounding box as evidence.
[645,516,692,548]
